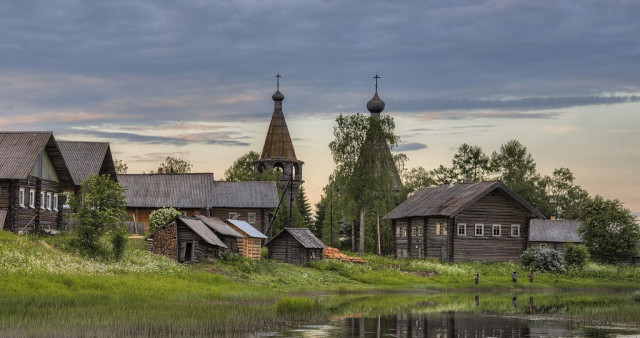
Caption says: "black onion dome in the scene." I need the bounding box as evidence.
[272,90,284,101]
[367,92,385,113]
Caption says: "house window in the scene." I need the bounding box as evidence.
[511,224,520,237]
[228,212,238,220]
[46,192,52,210]
[412,226,417,237]
[40,192,45,209]
[29,189,35,208]
[247,212,256,224]
[540,243,547,249]
[402,226,407,238]
[475,224,484,236]
[436,223,441,235]
[457,223,466,236]
[492,224,501,236]
[53,193,59,211]
[395,226,402,237]
[443,225,448,236]
[19,188,25,207]
[418,226,423,237]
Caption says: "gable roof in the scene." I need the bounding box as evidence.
[266,228,326,249]
[58,141,117,185]
[226,219,267,239]
[386,181,544,219]
[119,173,214,208]
[177,217,227,248]
[0,132,74,186]
[529,219,582,243]
[195,215,243,238]
[212,181,279,209]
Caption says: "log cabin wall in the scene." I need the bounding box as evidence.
[267,232,320,265]
[408,217,425,258]
[147,220,178,260]
[453,192,527,262]
[175,221,217,262]
[425,217,449,260]
[394,219,409,258]
[528,241,567,252]
[219,235,239,254]
[210,207,269,235]
[127,207,204,233]
[7,177,64,232]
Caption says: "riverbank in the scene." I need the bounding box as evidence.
[1,231,639,336]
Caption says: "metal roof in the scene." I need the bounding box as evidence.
[177,217,227,248]
[260,90,297,160]
[195,215,243,238]
[0,132,74,186]
[58,141,116,185]
[119,173,214,208]
[266,228,326,249]
[226,219,267,239]
[386,181,545,219]
[212,181,279,209]
[529,219,583,243]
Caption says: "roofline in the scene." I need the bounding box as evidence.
[448,181,545,219]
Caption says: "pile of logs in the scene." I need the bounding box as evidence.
[323,247,367,264]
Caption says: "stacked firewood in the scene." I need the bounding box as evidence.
[147,222,177,260]
[323,247,367,264]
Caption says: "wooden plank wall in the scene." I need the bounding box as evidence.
[394,219,408,257]
[426,217,449,259]
[8,177,64,232]
[127,207,203,233]
[453,192,527,262]
[210,207,269,235]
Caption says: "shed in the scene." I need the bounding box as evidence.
[386,181,544,262]
[194,215,242,254]
[226,219,267,260]
[265,228,325,264]
[529,219,582,252]
[146,216,227,263]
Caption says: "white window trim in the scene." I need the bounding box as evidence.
[475,224,484,236]
[457,223,466,236]
[46,192,52,210]
[40,192,45,210]
[402,226,407,238]
[53,193,59,211]
[492,224,501,236]
[29,189,35,208]
[436,223,441,236]
[19,188,26,208]
[418,226,423,237]
[411,226,417,237]
[511,224,520,237]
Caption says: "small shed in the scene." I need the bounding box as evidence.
[195,215,243,254]
[529,219,582,252]
[265,228,325,265]
[226,219,267,260]
[146,216,227,263]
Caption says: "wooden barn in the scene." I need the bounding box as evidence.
[386,181,544,262]
[194,215,242,254]
[146,216,229,263]
[529,219,582,252]
[0,132,75,233]
[210,181,279,236]
[119,173,215,233]
[265,228,325,265]
[226,219,267,260]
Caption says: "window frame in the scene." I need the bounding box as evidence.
[457,223,466,236]
[228,212,238,220]
[53,193,59,211]
[540,243,547,249]
[19,188,26,208]
[418,225,423,237]
[29,189,35,208]
[436,223,441,236]
[492,224,501,236]
[247,212,256,224]
[46,192,52,210]
[511,224,520,237]
[475,224,484,236]
[411,226,417,237]
[402,226,407,238]
[40,191,45,210]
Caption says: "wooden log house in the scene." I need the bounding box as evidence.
[386,181,544,262]
[265,228,325,265]
[194,215,242,254]
[0,132,75,233]
[528,219,582,252]
[226,219,267,260]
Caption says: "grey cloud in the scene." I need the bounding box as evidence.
[75,130,250,147]
[393,143,428,152]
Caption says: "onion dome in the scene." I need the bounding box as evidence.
[272,90,284,101]
[367,92,385,114]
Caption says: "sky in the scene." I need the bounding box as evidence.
[1,0,639,213]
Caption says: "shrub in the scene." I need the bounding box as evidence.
[111,232,127,261]
[564,244,589,270]
[149,208,183,234]
[521,247,566,273]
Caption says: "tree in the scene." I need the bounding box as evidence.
[224,151,279,181]
[541,168,589,219]
[400,166,436,197]
[149,207,183,234]
[296,186,313,228]
[114,158,128,174]
[452,143,490,182]
[429,165,456,186]
[155,156,192,174]
[577,196,640,263]
[69,175,128,260]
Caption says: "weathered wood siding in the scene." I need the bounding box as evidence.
[453,192,527,262]
[426,217,449,260]
[219,235,239,254]
[267,232,322,265]
[4,177,64,232]
[210,207,270,235]
[175,221,219,263]
[127,207,204,234]
[394,219,409,258]
[528,241,568,252]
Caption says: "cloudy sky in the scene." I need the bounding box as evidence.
[1,0,639,212]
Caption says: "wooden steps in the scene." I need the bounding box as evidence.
[323,247,367,264]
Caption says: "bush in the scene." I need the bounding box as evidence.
[149,208,183,234]
[521,247,566,273]
[564,244,589,270]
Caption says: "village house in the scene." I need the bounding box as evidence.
[57,141,118,189]
[266,228,325,264]
[528,219,582,252]
[146,216,230,263]
[210,181,279,236]
[386,181,544,262]
[226,219,268,260]
[0,132,75,233]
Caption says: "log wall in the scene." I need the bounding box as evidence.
[6,177,64,232]
[210,207,270,235]
[267,232,322,265]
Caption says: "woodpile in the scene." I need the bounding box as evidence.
[147,221,177,260]
[323,247,367,264]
